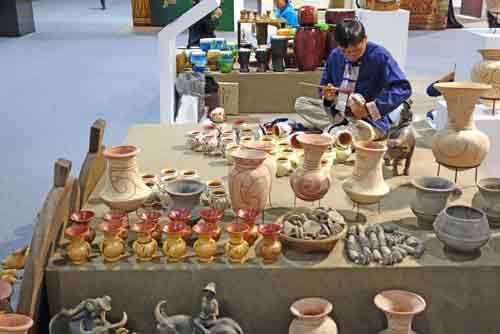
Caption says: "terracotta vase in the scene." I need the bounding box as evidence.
[228,149,271,211]
[103,211,128,240]
[138,210,163,241]
[168,209,193,241]
[65,224,92,265]
[325,9,355,25]
[486,0,500,12]
[290,134,334,201]
[242,140,277,192]
[236,208,260,246]
[162,222,188,262]
[69,210,96,244]
[271,36,289,72]
[255,48,269,72]
[131,221,158,261]
[98,220,126,262]
[193,223,218,263]
[0,281,12,314]
[342,141,390,205]
[0,314,33,334]
[471,49,500,106]
[298,6,318,26]
[224,222,250,263]
[289,298,338,334]
[374,290,426,334]
[199,208,223,241]
[101,146,152,212]
[294,27,323,71]
[257,223,282,263]
[432,82,491,169]
[238,48,251,73]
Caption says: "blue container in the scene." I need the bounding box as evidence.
[211,38,227,50]
[191,51,207,73]
[200,38,214,52]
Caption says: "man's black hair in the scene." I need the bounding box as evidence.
[334,19,367,48]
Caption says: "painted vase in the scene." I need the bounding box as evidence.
[298,6,318,26]
[162,222,188,262]
[0,281,12,314]
[294,27,323,71]
[238,48,251,73]
[289,298,338,334]
[65,224,92,265]
[271,36,289,72]
[224,222,250,263]
[0,314,33,334]
[186,130,202,151]
[103,211,128,240]
[193,223,218,263]
[101,145,152,212]
[471,49,500,106]
[432,82,491,170]
[199,207,223,241]
[138,210,163,241]
[276,157,294,177]
[131,221,158,262]
[236,208,261,246]
[209,189,231,213]
[228,149,271,211]
[290,134,334,201]
[191,50,207,73]
[168,208,193,241]
[69,210,96,244]
[218,51,234,73]
[207,49,221,71]
[201,134,219,155]
[257,223,282,263]
[374,290,426,334]
[98,220,126,262]
[200,38,214,52]
[342,141,390,205]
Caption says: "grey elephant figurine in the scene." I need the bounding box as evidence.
[384,100,416,176]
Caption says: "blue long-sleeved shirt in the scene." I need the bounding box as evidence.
[321,41,412,134]
[275,2,299,28]
[427,81,441,97]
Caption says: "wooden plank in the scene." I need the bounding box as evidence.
[17,159,75,334]
[218,81,239,115]
[78,119,106,209]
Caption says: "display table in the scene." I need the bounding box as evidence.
[355,9,409,70]
[211,69,323,114]
[45,123,500,334]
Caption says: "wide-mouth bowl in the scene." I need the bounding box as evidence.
[70,210,95,223]
[160,179,206,197]
[242,141,274,153]
[290,298,333,319]
[103,145,140,159]
[103,211,127,222]
[225,222,250,234]
[193,222,217,235]
[65,224,89,238]
[477,178,500,193]
[168,208,193,222]
[374,290,426,316]
[199,208,223,222]
[130,221,157,233]
[297,134,334,147]
[212,190,227,196]
[442,205,485,222]
[354,140,386,152]
[231,148,268,161]
[412,176,455,192]
[0,314,34,331]
[258,223,281,235]
[236,208,261,221]
[138,210,162,222]
[162,222,187,234]
[98,220,122,233]
[207,180,223,188]
[181,169,197,177]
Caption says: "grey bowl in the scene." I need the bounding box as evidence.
[159,179,206,210]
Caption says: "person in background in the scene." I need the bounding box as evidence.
[274,0,299,28]
[100,0,106,10]
[425,71,454,121]
[187,0,223,48]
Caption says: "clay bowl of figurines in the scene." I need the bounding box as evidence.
[276,207,347,253]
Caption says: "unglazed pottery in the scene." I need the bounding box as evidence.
[271,36,288,72]
[410,176,456,228]
[343,141,390,205]
[289,298,338,334]
[101,145,152,212]
[225,144,240,165]
[298,5,318,26]
[471,49,500,105]
[374,290,426,334]
[224,222,250,263]
[434,205,491,252]
[162,222,188,262]
[290,134,334,201]
[228,149,271,211]
[236,208,261,246]
[477,178,500,213]
[257,223,282,263]
[242,140,277,182]
[160,179,205,210]
[168,208,193,241]
[432,82,491,169]
[180,169,200,180]
[282,148,299,168]
[199,207,223,241]
[65,224,92,265]
[294,27,324,71]
[209,189,231,213]
[131,221,158,261]
[206,179,225,195]
[0,314,33,334]
[276,157,294,177]
[193,223,218,263]
[69,210,96,244]
[98,220,126,262]
[238,48,251,73]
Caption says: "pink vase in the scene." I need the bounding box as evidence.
[374,290,426,334]
[290,134,334,201]
[289,298,338,334]
[228,149,271,211]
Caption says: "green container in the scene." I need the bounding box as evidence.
[218,51,234,73]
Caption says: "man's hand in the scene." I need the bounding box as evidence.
[348,94,369,119]
[212,8,223,19]
[323,84,337,102]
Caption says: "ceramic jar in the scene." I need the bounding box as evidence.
[271,36,289,72]
[180,169,200,180]
[471,49,500,105]
[294,27,323,71]
[162,222,188,262]
[101,146,152,212]
[276,157,293,177]
[69,210,96,244]
[190,50,207,73]
[186,130,202,151]
[228,149,271,211]
[432,82,491,169]
[257,223,282,263]
[209,189,231,213]
[236,208,261,246]
[199,208,223,241]
[410,176,456,228]
[103,211,128,240]
[98,220,126,262]
[374,290,426,334]
[434,205,491,253]
[207,49,221,71]
[168,208,193,241]
[289,298,338,334]
[290,134,334,201]
[298,6,318,26]
[0,281,12,314]
[477,178,500,220]
[255,48,269,72]
[138,210,163,241]
[273,123,293,139]
[342,141,390,205]
[200,38,214,52]
[241,140,277,182]
[65,224,92,265]
[218,51,234,73]
[131,221,158,261]
[224,222,250,263]
[0,314,33,334]
[325,9,355,25]
[211,37,226,50]
[238,48,251,73]
[193,222,218,263]
[206,179,225,195]
[201,134,219,155]
[160,179,205,211]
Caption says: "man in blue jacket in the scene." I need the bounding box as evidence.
[295,19,411,139]
[274,0,299,28]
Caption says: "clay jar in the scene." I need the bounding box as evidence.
[289,298,338,334]
[131,221,158,261]
[65,224,92,265]
[242,140,277,183]
[199,208,223,241]
[209,189,231,213]
[433,205,491,253]
[161,179,205,211]
[276,157,293,177]
[271,36,289,72]
[298,6,318,26]
[255,48,269,72]
[374,290,426,334]
[224,222,250,263]
[168,208,193,241]
[228,149,271,211]
[432,82,491,169]
[294,27,324,71]
[193,222,218,263]
[101,145,152,212]
[477,178,500,214]
[103,211,128,240]
[257,223,282,263]
[342,141,390,205]
[236,208,261,246]
[471,49,500,105]
[98,220,126,262]
[290,134,334,201]
[410,176,456,228]
[162,222,188,262]
[138,210,163,241]
[69,210,96,244]
[0,314,34,334]
[238,48,251,73]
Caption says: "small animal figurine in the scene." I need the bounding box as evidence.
[209,107,226,123]
[384,100,416,176]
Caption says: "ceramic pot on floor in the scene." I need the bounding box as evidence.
[271,36,289,72]
[238,48,251,73]
[289,298,338,334]
[294,27,323,71]
[374,290,426,334]
[162,222,188,262]
[471,49,500,106]
[431,82,491,170]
